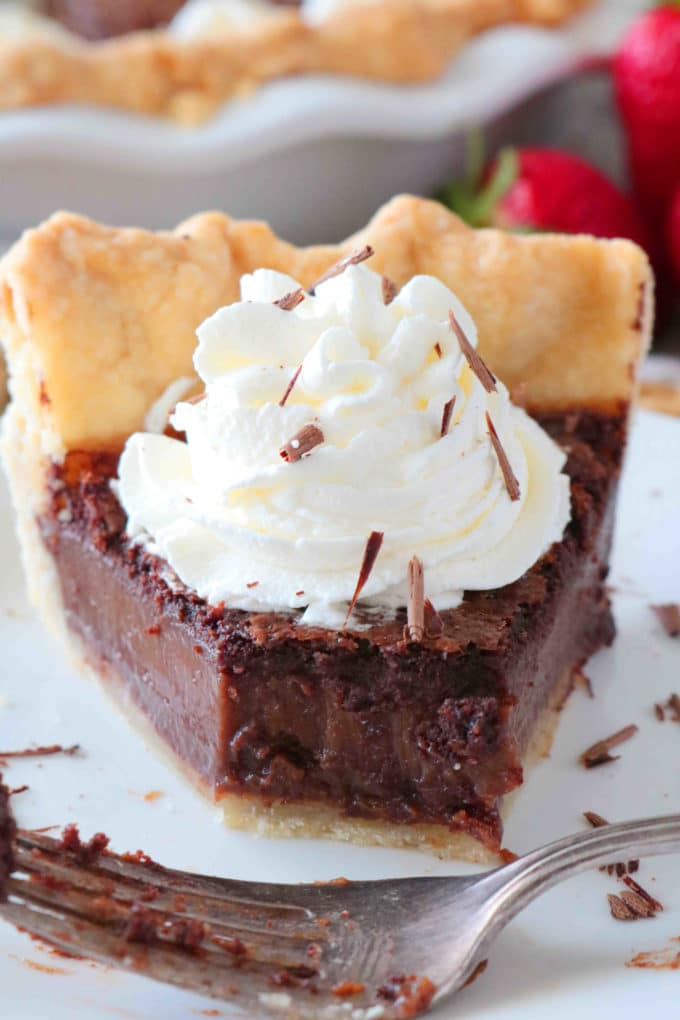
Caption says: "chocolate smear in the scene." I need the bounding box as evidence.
[279,365,302,407]
[382,276,398,305]
[405,556,425,643]
[652,603,680,637]
[440,395,456,438]
[280,424,324,463]
[344,531,384,626]
[309,245,374,294]
[580,724,638,768]
[449,311,497,393]
[275,288,305,312]
[486,413,521,502]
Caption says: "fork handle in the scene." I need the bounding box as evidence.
[487,814,680,925]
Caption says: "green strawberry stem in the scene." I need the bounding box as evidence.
[438,146,519,227]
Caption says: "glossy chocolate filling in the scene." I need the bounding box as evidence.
[40,412,623,850]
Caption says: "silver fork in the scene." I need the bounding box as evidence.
[2,816,680,1019]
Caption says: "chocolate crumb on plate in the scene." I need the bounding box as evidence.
[0,744,80,759]
[622,875,663,913]
[651,603,680,637]
[580,724,638,769]
[608,892,655,921]
[655,702,666,722]
[423,597,443,637]
[583,812,639,875]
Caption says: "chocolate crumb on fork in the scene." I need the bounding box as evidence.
[343,531,384,627]
[580,724,638,768]
[308,245,374,294]
[651,603,680,637]
[280,424,324,463]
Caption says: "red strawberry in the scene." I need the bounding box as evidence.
[439,146,655,261]
[667,184,680,286]
[614,4,680,227]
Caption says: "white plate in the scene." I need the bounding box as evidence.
[1,407,679,1020]
[0,0,647,242]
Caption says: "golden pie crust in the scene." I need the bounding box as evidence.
[1,0,594,123]
[0,195,654,860]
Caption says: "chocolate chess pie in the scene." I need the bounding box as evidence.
[0,196,653,861]
[0,0,593,123]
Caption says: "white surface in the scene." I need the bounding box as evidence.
[0,408,679,1018]
[0,0,647,241]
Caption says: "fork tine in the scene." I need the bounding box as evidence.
[18,831,330,917]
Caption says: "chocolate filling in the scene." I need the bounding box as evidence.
[39,411,623,851]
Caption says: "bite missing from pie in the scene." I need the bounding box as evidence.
[0,196,653,861]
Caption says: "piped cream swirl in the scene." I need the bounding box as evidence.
[118,263,570,628]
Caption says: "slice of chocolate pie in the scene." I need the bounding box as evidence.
[0,197,652,861]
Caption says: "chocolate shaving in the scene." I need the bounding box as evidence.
[274,288,305,311]
[280,424,324,463]
[622,875,663,913]
[382,276,398,305]
[309,245,374,294]
[440,395,456,438]
[404,556,425,643]
[655,702,666,722]
[449,311,497,392]
[434,342,443,359]
[652,603,680,637]
[0,744,80,759]
[279,364,302,408]
[344,531,384,626]
[583,812,639,875]
[9,785,28,796]
[609,889,658,921]
[580,724,638,768]
[246,581,259,589]
[424,597,443,637]
[486,413,521,502]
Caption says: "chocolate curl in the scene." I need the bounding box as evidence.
[382,276,398,305]
[449,311,497,393]
[280,424,324,463]
[440,395,456,438]
[309,246,374,294]
[424,597,443,637]
[343,531,384,627]
[279,365,302,407]
[405,556,425,642]
[274,288,305,311]
[580,724,639,769]
[486,413,521,502]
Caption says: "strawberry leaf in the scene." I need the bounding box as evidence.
[438,147,519,228]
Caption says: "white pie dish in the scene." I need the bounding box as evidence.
[0,0,645,244]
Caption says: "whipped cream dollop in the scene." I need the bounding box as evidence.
[118,262,570,628]
[168,0,377,38]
